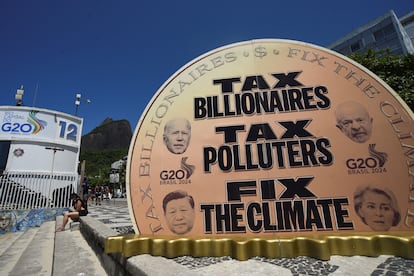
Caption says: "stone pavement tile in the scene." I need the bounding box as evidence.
[126,254,414,275]
[87,199,133,234]
[328,255,390,275]
[246,256,339,275]
[170,256,339,275]
[127,254,191,276]
[192,259,292,276]
[127,255,289,276]
[107,218,130,222]
[370,256,414,275]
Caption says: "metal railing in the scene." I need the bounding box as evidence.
[0,171,78,210]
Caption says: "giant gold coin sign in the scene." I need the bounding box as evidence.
[122,39,414,259]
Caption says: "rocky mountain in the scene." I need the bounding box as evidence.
[81,118,132,151]
[80,118,132,183]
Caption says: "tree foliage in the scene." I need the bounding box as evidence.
[79,148,128,186]
[348,49,414,110]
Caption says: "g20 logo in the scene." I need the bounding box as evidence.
[160,170,188,180]
[160,169,192,184]
[1,120,79,142]
[345,144,388,174]
[345,157,379,169]
[1,122,33,133]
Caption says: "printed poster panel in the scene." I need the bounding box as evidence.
[127,39,414,237]
[0,106,83,148]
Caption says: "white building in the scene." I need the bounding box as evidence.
[0,105,83,209]
[328,10,414,55]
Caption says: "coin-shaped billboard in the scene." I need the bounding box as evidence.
[127,39,414,238]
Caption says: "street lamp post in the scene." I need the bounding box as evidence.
[45,146,64,207]
[75,93,81,116]
[15,86,24,106]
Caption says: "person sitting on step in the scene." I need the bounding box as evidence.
[56,193,88,232]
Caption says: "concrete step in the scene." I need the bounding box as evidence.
[0,215,107,276]
[0,231,26,274]
[0,230,24,256]
[53,215,107,276]
[9,221,55,275]
[0,221,55,275]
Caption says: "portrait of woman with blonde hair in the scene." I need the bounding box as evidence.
[354,185,400,231]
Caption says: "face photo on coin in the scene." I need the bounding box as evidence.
[163,118,191,154]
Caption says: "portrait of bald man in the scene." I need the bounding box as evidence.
[163,118,191,154]
[335,101,373,143]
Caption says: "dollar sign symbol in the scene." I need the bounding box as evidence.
[255,46,267,58]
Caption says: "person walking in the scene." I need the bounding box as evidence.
[95,186,102,205]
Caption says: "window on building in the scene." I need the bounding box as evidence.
[374,23,395,42]
[374,29,384,41]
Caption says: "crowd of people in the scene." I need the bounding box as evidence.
[84,185,124,205]
[81,177,125,206]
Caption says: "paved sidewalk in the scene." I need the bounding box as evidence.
[87,198,414,275]
[87,197,133,234]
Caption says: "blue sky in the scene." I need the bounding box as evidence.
[1,0,412,135]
